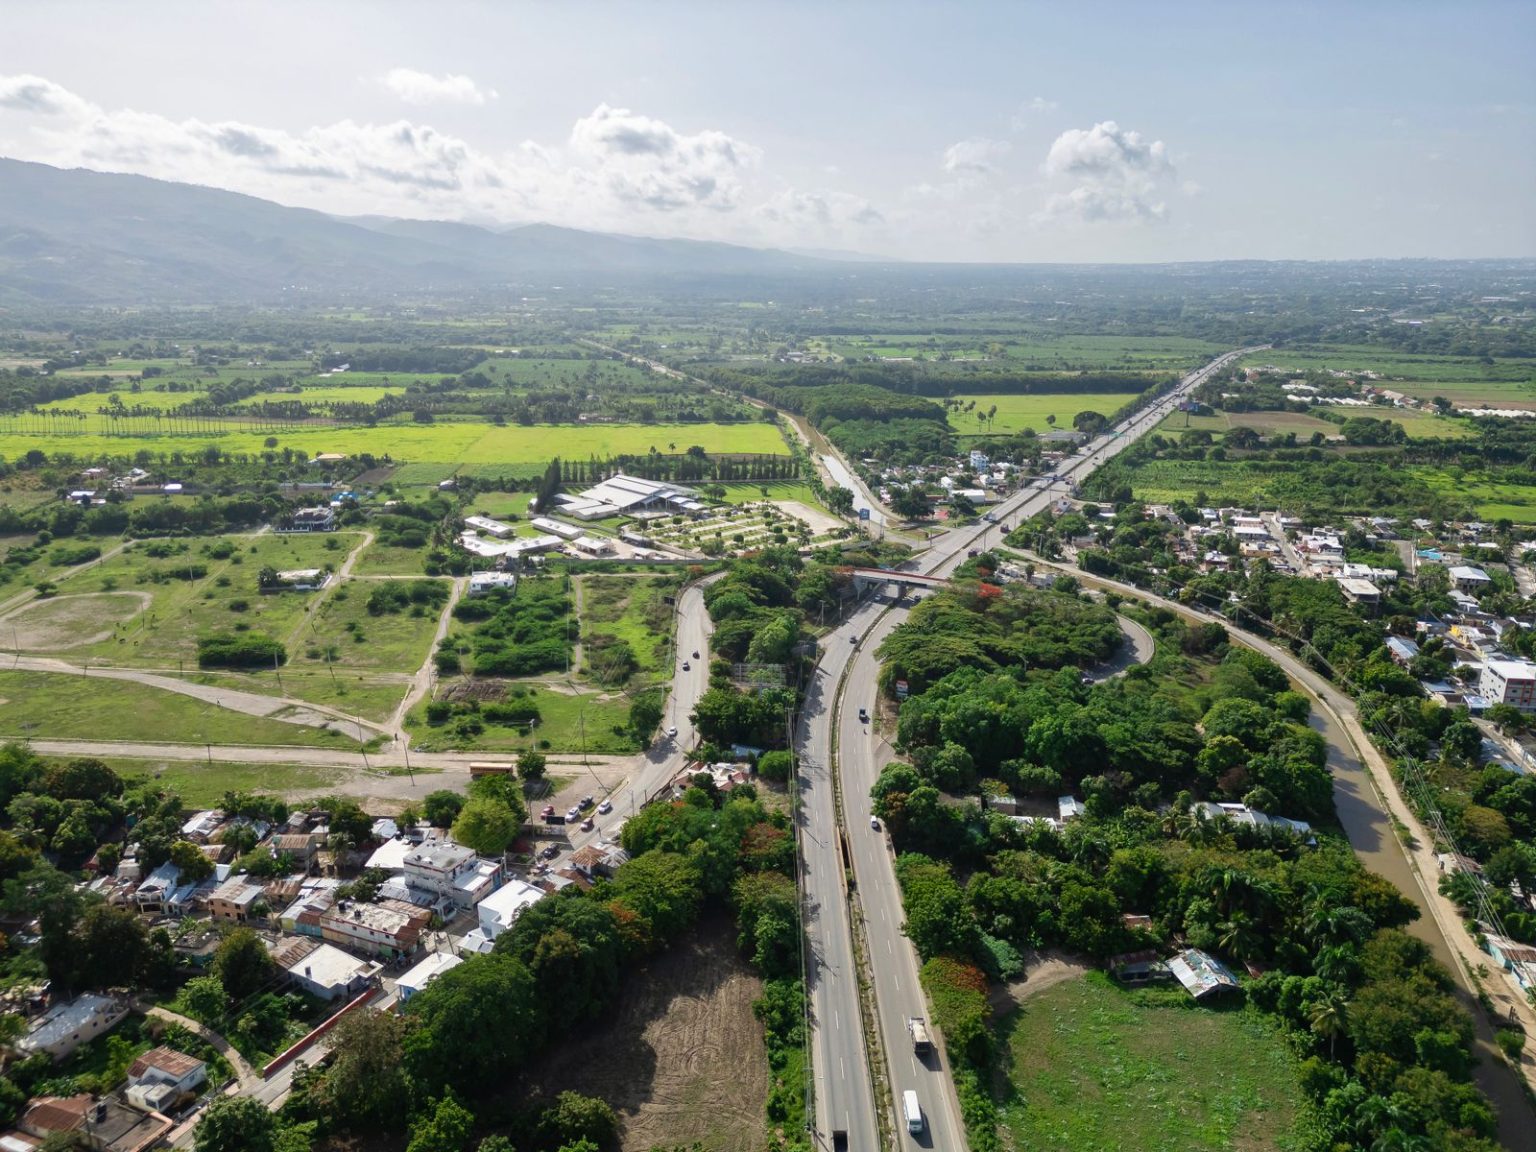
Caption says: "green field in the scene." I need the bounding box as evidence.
[0,420,788,469]
[1156,407,1473,441]
[35,384,407,411]
[0,670,356,747]
[409,684,639,755]
[1239,345,1536,407]
[1421,468,1536,523]
[716,481,823,506]
[829,333,1221,371]
[948,392,1143,436]
[103,756,347,805]
[995,974,1300,1152]
[579,573,684,679]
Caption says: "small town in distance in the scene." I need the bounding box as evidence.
[0,5,1532,1152]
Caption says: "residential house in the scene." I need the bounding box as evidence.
[17,995,128,1062]
[206,876,265,923]
[1057,796,1087,822]
[270,832,323,873]
[402,842,502,909]
[1480,659,1536,712]
[466,571,518,597]
[15,1095,172,1152]
[279,506,337,533]
[474,879,545,941]
[133,862,203,916]
[273,937,380,1002]
[317,899,429,959]
[1449,565,1492,595]
[1385,636,1420,666]
[1166,948,1240,1000]
[395,952,463,1003]
[125,1046,206,1111]
[1338,578,1381,611]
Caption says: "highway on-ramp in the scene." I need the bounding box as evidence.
[803,347,1258,1147]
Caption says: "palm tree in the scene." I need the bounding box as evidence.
[1217,912,1262,963]
[1308,988,1349,1059]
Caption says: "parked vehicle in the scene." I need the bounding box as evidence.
[578,796,595,810]
[597,799,613,815]
[565,806,581,822]
[540,844,559,860]
[579,818,594,832]
[870,816,880,831]
[540,805,556,820]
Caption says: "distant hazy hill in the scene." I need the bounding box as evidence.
[0,158,826,304]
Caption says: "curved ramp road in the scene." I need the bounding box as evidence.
[801,348,1257,1147]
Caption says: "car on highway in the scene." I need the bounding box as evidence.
[681,660,690,671]
[667,725,678,738]
[849,634,858,644]
[870,816,880,830]
[597,799,612,815]
[692,650,699,659]
[579,818,594,832]
[857,707,869,723]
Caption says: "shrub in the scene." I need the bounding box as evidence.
[197,633,287,669]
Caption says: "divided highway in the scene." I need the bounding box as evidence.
[802,347,1259,1148]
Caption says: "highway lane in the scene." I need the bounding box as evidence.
[803,346,1259,1145]
[800,597,891,1149]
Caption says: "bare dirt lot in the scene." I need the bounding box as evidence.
[509,914,769,1152]
[3,590,150,649]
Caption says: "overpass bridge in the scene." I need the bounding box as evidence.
[846,565,949,596]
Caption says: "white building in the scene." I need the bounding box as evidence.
[18,994,128,1061]
[463,516,515,539]
[402,843,503,909]
[475,878,545,940]
[530,516,583,539]
[1449,565,1492,594]
[396,951,463,1003]
[276,938,380,1001]
[126,1046,207,1109]
[554,474,704,520]
[1481,659,1536,712]
[467,571,518,597]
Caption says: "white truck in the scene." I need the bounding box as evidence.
[902,1089,923,1135]
[907,1016,933,1055]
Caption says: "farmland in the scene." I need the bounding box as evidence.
[1238,344,1536,408]
[947,392,1143,436]
[994,974,1301,1152]
[823,332,1223,372]
[1155,406,1474,440]
[0,420,789,472]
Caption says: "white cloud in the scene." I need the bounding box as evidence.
[0,72,798,233]
[380,68,497,106]
[1038,119,1179,224]
[1010,96,1058,130]
[941,137,1010,175]
[755,188,883,230]
[569,103,759,211]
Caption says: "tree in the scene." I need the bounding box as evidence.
[423,790,465,828]
[539,1092,618,1151]
[404,953,544,1095]
[73,902,152,991]
[452,798,519,857]
[321,1013,411,1130]
[825,486,855,517]
[214,928,275,1002]
[756,750,793,782]
[628,693,663,740]
[196,1095,277,1152]
[517,749,547,781]
[169,840,215,881]
[179,975,227,1024]
[407,1094,475,1152]
[1310,988,1350,1059]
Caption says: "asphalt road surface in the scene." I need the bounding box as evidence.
[802,346,1259,1147]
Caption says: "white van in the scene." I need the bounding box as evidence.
[902,1089,923,1134]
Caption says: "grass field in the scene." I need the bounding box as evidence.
[0,670,355,747]
[1421,468,1536,523]
[1239,345,1536,407]
[829,333,1221,371]
[292,578,447,673]
[102,756,345,805]
[995,974,1301,1152]
[948,393,1143,436]
[716,481,823,506]
[409,684,640,755]
[0,420,789,470]
[56,532,361,667]
[1159,407,1473,440]
[580,573,684,679]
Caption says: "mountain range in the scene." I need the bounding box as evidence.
[0,157,838,305]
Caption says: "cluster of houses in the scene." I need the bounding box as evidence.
[872,445,1074,514]
[3,799,642,1148]
[66,468,188,506]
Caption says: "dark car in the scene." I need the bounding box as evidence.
[540,844,560,860]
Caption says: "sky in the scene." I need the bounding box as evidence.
[1,0,1533,262]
